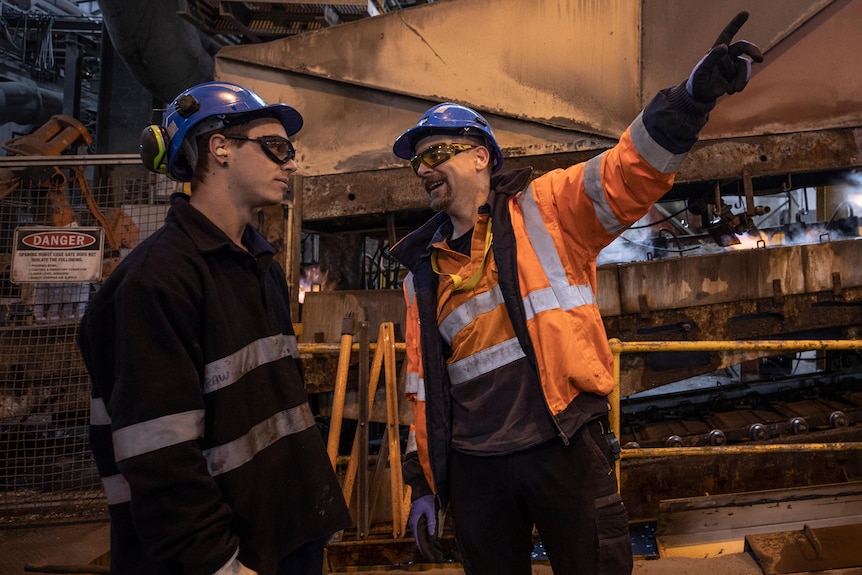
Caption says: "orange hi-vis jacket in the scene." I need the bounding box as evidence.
[391,84,714,504]
[402,274,436,499]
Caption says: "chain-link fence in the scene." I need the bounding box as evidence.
[1,158,179,521]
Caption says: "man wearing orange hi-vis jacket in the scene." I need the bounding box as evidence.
[390,12,762,575]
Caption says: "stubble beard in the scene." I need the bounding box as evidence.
[428,183,453,213]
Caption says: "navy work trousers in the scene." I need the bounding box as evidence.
[448,418,632,575]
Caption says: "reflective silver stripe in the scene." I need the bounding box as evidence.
[439,286,505,345]
[203,403,315,476]
[203,334,298,394]
[584,153,626,235]
[629,111,687,174]
[404,272,416,304]
[406,373,426,400]
[523,284,595,321]
[519,184,599,313]
[405,428,417,455]
[101,473,131,505]
[113,410,205,462]
[213,549,241,575]
[90,397,111,426]
[405,371,420,395]
[447,337,526,385]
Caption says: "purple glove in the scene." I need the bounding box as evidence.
[686,11,764,103]
[408,494,442,562]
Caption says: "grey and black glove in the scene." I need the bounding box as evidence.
[686,11,764,103]
[408,493,443,563]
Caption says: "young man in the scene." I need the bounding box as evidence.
[79,81,351,575]
[390,13,762,575]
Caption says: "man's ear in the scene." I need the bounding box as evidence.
[208,133,228,157]
[474,145,491,172]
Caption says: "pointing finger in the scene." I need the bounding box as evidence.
[713,11,750,48]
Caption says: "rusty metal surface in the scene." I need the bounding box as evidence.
[745,523,862,574]
[605,238,862,317]
[655,481,862,559]
[0,521,109,575]
[212,0,862,198]
[217,0,642,174]
[293,127,862,225]
[601,237,862,394]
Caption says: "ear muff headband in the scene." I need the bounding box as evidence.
[140,125,169,175]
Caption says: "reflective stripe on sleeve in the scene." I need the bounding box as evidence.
[203,334,298,394]
[101,473,131,505]
[405,372,426,401]
[404,273,416,304]
[203,403,315,476]
[90,397,111,426]
[438,285,505,345]
[447,337,526,385]
[405,371,420,395]
[583,153,627,235]
[405,428,417,455]
[113,410,205,462]
[629,111,687,174]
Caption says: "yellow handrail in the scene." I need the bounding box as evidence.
[298,342,406,355]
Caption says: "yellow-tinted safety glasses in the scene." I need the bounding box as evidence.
[410,143,476,174]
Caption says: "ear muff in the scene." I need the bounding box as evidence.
[139,125,169,175]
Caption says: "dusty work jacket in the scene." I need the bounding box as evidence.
[79,193,351,575]
[390,84,713,505]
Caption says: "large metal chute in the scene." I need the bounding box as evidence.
[211,0,862,228]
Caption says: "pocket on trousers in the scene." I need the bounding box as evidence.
[595,492,633,575]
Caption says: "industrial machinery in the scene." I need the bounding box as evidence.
[1,114,137,254]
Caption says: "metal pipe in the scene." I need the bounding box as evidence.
[0,81,63,127]
[608,338,862,354]
[622,442,862,459]
[0,154,140,167]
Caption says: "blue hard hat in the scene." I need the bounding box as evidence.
[393,103,503,173]
[161,81,303,181]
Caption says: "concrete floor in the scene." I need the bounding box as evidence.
[352,555,862,575]
[2,521,861,575]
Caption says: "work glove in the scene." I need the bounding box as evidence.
[686,11,764,103]
[408,494,443,563]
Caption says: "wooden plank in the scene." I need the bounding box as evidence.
[655,481,862,558]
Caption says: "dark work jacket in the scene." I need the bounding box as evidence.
[79,193,351,575]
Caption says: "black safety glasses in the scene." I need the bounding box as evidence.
[227,135,296,164]
[410,143,476,174]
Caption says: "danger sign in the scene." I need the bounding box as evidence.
[11,227,104,283]
[20,230,98,249]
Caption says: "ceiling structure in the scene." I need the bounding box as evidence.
[177,0,430,45]
[0,0,432,134]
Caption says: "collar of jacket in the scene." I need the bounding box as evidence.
[490,166,533,202]
[389,167,534,271]
[167,192,277,259]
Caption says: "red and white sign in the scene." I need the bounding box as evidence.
[21,230,98,250]
[11,227,104,283]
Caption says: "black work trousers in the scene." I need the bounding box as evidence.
[275,538,326,575]
[448,418,632,575]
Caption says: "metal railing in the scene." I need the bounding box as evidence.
[608,338,862,483]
